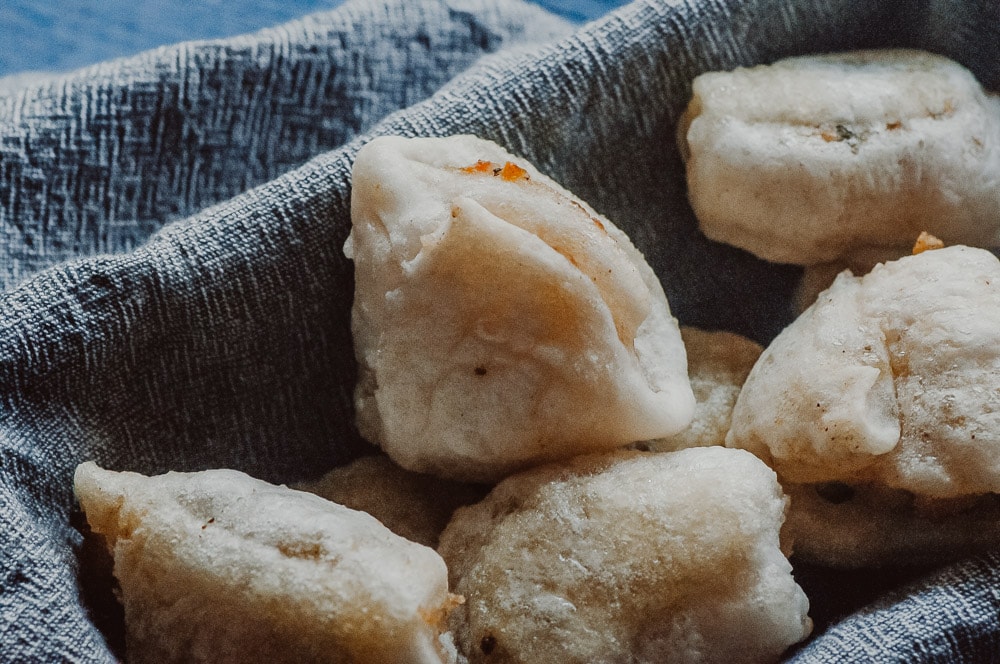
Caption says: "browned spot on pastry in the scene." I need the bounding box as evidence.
[912,231,945,255]
[461,160,492,174]
[500,161,528,182]
[277,541,325,560]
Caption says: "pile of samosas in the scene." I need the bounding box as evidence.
[76,49,1000,663]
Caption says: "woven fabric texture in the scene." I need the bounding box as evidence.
[1,0,999,661]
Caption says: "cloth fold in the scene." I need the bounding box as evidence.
[1,0,998,661]
[0,0,571,290]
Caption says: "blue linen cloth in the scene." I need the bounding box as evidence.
[1,0,999,661]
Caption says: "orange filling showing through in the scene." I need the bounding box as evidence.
[461,160,530,182]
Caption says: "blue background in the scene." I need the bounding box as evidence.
[0,1,625,78]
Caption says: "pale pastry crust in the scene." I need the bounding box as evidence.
[727,246,1000,566]
[296,455,488,548]
[347,135,694,482]
[642,327,763,452]
[784,482,1000,568]
[680,49,1000,265]
[74,462,459,664]
[438,448,811,663]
